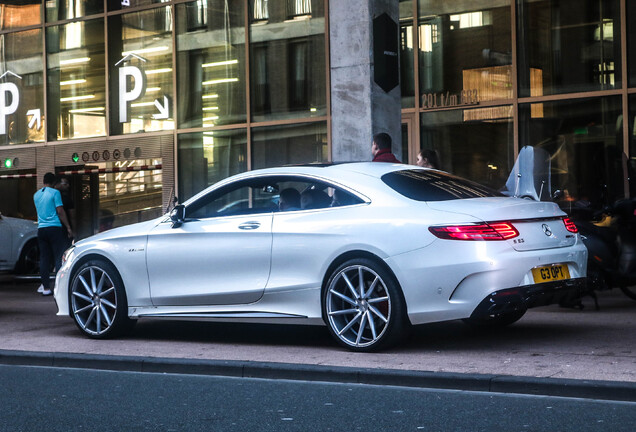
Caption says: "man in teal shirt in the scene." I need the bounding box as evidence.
[33,172,73,296]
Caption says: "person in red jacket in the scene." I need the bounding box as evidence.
[371,133,401,163]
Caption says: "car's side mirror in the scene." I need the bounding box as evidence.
[170,204,185,228]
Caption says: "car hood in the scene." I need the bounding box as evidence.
[2,215,38,236]
[74,217,163,246]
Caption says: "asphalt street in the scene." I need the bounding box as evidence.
[1,274,636,402]
[2,364,635,432]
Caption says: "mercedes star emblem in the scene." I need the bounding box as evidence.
[542,223,552,236]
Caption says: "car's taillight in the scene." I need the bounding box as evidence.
[563,217,578,233]
[429,222,519,241]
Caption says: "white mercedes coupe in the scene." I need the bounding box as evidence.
[54,162,587,351]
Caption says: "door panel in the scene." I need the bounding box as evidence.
[146,214,273,306]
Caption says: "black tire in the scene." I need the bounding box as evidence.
[15,240,40,275]
[322,258,409,352]
[619,285,636,301]
[69,259,135,339]
[463,308,527,328]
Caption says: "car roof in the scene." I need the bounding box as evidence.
[250,162,417,178]
[182,162,428,206]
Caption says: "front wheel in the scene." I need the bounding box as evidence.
[323,258,408,352]
[70,259,135,339]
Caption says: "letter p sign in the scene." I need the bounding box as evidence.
[119,66,146,123]
[0,82,19,135]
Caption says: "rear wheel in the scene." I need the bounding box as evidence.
[70,259,135,339]
[323,258,408,352]
[15,240,39,275]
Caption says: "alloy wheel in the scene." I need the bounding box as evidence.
[71,265,118,336]
[326,264,391,349]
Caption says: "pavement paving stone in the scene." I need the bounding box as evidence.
[2,274,636,401]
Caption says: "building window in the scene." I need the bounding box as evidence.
[0,29,44,146]
[252,0,269,21]
[417,0,512,104]
[420,106,513,190]
[517,0,621,97]
[251,121,327,169]
[47,19,106,140]
[0,2,41,30]
[176,0,246,129]
[399,0,415,108]
[519,96,623,210]
[627,1,636,87]
[46,0,103,22]
[178,129,247,201]
[249,1,326,122]
[108,7,174,135]
[287,0,311,19]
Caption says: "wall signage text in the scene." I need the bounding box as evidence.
[421,89,480,110]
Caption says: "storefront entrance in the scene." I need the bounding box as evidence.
[58,159,163,241]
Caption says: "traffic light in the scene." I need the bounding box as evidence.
[3,158,12,168]
[72,153,79,163]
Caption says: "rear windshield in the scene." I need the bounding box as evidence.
[381,170,503,201]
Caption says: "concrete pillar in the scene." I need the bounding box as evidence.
[329,0,401,162]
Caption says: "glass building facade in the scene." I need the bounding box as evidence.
[399,0,634,209]
[0,0,633,239]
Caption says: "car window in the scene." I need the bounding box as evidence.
[382,169,503,201]
[276,179,363,211]
[186,175,364,219]
[186,181,279,219]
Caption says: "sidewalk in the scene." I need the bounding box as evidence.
[2,274,636,401]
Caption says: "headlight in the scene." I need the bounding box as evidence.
[61,246,75,265]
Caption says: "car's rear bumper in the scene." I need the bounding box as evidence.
[470,277,587,319]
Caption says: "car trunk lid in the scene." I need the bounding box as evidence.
[427,197,577,251]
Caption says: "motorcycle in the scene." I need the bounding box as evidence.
[502,145,636,308]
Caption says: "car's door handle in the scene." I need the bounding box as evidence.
[238,221,261,230]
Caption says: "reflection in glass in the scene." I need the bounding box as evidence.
[108,7,174,135]
[417,0,511,105]
[176,0,246,129]
[47,19,106,140]
[400,0,414,108]
[519,96,623,209]
[517,0,621,97]
[0,29,44,146]
[98,158,163,231]
[108,0,165,11]
[628,2,636,87]
[420,106,513,190]
[178,129,247,201]
[252,121,327,169]
[0,1,41,30]
[629,95,636,197]
[249,0,326,121]
[46,0,103,22]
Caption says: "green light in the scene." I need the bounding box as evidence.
[72,153,79,163]
[3,158,11,168]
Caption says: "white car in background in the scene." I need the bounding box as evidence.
[54,163,587,351]
[0,213,39,274]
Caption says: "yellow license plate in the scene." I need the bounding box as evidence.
[532,264,571,283]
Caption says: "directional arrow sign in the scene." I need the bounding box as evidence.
[153,96,170,119]
[27,109,41,130]
[0,71,22,80]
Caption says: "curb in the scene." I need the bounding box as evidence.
[1,349,635,402]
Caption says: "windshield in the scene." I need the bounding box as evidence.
[382,170,503,202]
